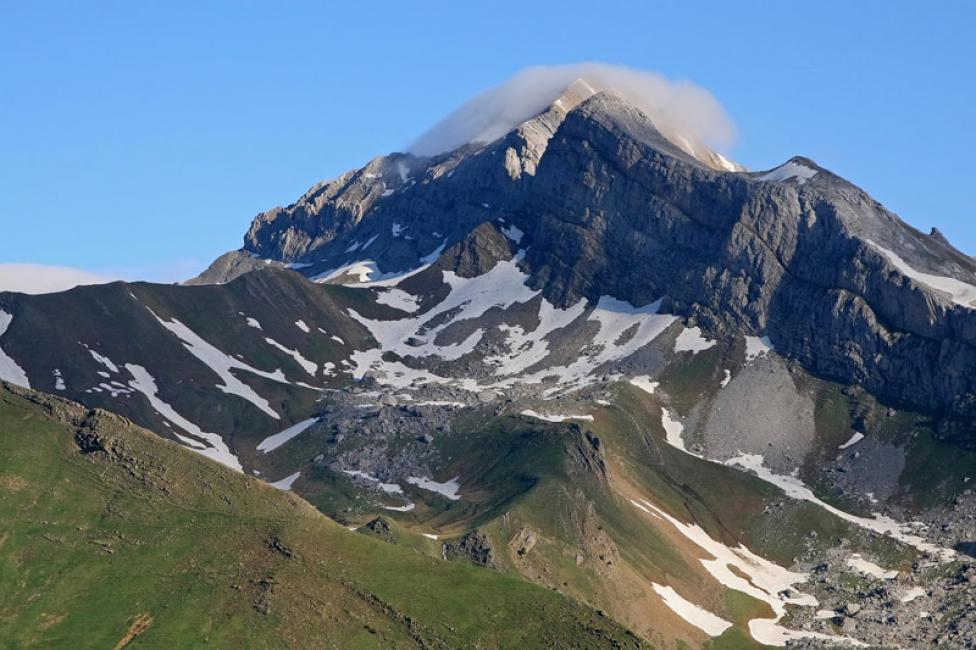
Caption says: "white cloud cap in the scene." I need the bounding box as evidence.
[409,62,736,158]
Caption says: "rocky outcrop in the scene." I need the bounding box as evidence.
[444,530,498,569]
[185,250,279,286]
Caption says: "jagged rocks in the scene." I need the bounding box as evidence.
[444,530,498,569]
[359,517,395,542]
[567,425,608,480]
[74,426,104,454]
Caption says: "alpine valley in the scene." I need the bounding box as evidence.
[2,78,976,649]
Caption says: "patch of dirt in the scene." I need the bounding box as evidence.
[113,613,153,650]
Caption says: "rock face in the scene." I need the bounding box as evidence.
[197,89,976,420]
[518,93,976,416]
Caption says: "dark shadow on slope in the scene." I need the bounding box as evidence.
[954,542,976,559]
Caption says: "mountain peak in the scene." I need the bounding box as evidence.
[550,78,598,113]
[409,64,741,172]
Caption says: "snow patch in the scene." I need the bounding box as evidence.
[629,375,659,395]
[900,587,926,603]
[838,432,865,450]
[520,409,594,423]
[124,363,242,471]
[383,502,415,512]
[758,161,817,185]
[661,408,687,451]
[500,223,524,244]
[631,498,861,647]
[744,335,775,361]
[406,475,462,500]
[83,343,119,373]
[867,240,976,308]
[350,253,539,368]
[375,288,421,313]
[295,319,310,333]
[726,453,954,561]
[342,469,404,495]
[269,471,301,491]
[314,241,446,288]
[150,310,289,419]
[674,327,716,353]
[484,297,587,378]
[257,417,319,453]
[0,311,30,388]
[651,583,732,637]
[264,337,318,377]
[846,554,899,580]
[495,296,677,395]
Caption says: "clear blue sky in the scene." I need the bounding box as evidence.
[2,1,974,281]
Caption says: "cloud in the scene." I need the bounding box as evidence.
[0,263,118,295]
[0,258,210,295]
[409,63,737,157]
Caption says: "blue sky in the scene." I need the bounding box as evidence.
[2,1,974,282]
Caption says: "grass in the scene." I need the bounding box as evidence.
[0,382,644,649]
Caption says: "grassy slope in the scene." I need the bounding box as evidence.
[355,381,923,649]
[0,382,643,649]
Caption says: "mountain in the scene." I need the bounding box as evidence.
[2,80,976,648]
[195,88,976,423]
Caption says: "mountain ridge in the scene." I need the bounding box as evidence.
[187,86,976,418]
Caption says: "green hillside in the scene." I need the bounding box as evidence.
[0,382,643,649]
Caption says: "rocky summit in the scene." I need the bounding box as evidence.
[3,80,976,648]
